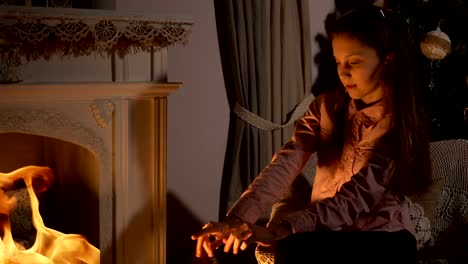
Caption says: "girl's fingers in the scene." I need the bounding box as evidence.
[195,236,205,258]
[203,240,214,258]
[194,221,258,257]
[243,232,256,246]
[238,230,253,251]
[232,237,241,254]
[240,241,249,251]
[229,223,253,254]
[223,234,235,253]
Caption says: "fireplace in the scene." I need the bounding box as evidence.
[1,133,100,250]
[0,82,181,263]
[0,5,192,263]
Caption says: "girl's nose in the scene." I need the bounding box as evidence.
[338,64,351,78]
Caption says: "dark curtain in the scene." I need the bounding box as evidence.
[214,0,313,221]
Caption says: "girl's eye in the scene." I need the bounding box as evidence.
[349,60,361,65]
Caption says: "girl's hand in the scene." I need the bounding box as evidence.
[222,221,293,252]
[191,217,243,258]
[191,219,293,257]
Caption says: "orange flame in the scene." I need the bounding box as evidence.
[0,166,100,263]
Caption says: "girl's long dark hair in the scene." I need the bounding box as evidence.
[329,6,432,196]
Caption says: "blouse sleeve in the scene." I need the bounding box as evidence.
[282,150,396,233]
[226,96,324,224]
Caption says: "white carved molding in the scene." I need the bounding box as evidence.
[91,99,115,128]
[0,82,181,100]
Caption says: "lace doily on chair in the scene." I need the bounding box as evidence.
[255,245,276,264]
[407,197,433,249]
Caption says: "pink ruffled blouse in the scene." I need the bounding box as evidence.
[227,91,415,236]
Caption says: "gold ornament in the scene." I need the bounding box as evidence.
[420,27,451,60]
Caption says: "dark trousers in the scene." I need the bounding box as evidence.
[276,229,417,264]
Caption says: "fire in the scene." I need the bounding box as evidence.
[0,166,100,263]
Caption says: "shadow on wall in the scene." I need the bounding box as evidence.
[311,11,341,96]
[167,191,206,264]
[311,28,339,96]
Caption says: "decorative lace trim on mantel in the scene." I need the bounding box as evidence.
[0,6,194,61]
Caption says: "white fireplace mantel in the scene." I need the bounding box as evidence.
[0,82,181,100]
[0,81,181,264]
[0,6,191,264]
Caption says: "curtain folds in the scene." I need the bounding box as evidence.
[214,0,313,221]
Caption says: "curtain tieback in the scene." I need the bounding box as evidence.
[233,93,315,131]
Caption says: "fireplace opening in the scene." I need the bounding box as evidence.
[0,132,100,250]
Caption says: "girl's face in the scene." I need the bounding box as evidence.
[332,33,386,104]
